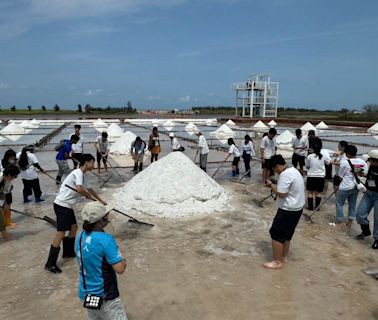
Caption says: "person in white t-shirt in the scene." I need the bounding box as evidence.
[17,145,46,203]
[305,141,331,211]
[195,130,209,172]
[336,145,368,228]
[330,140,348,192]
[264,155,305,269]
[94,132,110,174]
[291,129,308,176]
[169,133,184,152]
[224,138,241,177]
[45,154,107,274]
[241,135,255,178]
[70,124,84,169]
[260,128,277,184]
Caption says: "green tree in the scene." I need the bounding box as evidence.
[77,104,82,113]
[41,105,46,111]
[53,104,60,111]
[11,105,16,111]
[27,105,32,111]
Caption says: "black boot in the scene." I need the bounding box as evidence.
[62,237,76,258]
[356,224,371,240]
[315,197,321,211]
[139,163,143,172]
[307,197,314,211]
[133,163,138,172]
[236,167,240,175]
[45,245,62,273]
[372,239,378,249]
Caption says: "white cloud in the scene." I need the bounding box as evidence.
[85,89,103,96]
[179,95,190,103]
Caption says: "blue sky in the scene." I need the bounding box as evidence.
[0,0,377,110]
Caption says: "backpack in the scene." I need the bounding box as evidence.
[55,140,65,151]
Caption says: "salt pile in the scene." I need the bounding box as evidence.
[316,121,328,130]
[367,122,378,134]
[112,152,230,217]
[206,118,217,126]
[268,120,277,127]
[20,120,38,129]
[252,120,268,130]
[301,122,317,132]
[226,119,236,126]
[110,131,137,155]
[107,123,123,137]
[31,119,40,126]
[276,130,294,146]
[211,124,234,139]
[0,122,27,134]
[185,122,198,134]
[93,118,108,128]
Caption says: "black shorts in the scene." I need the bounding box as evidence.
[5,192,12,205]
[54,203,77,231]
[96,151,108,164]
[292,153,305,168]
[333,175,342,186]
[232,157,240,166]
[269,208,303,243]
[325,164,332,180]
[262,159,274,176]
[306,177,325,193]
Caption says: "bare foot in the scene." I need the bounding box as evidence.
[263,260,283,269]
[282,256,288,263]
[6,222,17,228]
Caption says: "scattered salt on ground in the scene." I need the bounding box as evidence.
[110,131,137,155]
[107,123,123,137]
[300,122,317,132]
[93,118,108,128]
[252,120,268,130]
[367,122,378,134]
[112,152,230,217]
[0,122,27,134]
[226,119,236,126]
[268,120,277,127]
[316,121,328,130]
[276,130,294,145]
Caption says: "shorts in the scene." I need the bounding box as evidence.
[5,192,12,205]
[306,177,325,193]
[54,203,77,232]
[96,151,108,164]
[325,164,332,180]
[333,175,342,187]
[269,208,303,243]
[292,153,305,168]
[232,157,240,166]
[86,297,128,320]
[262,158,274,176]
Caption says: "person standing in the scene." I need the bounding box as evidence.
[260,128,277,184]
[0,165,20,240]
[331,141,348,192]
[45,154,107,273]
[71,124,84,169]
[355,150,378,248]
[130,136,146,172]
[1,149,17,227]
[76,202,128,319]
[55,135,79,184]
[17,145,45,203]
[148,127,161,163]
[241,135,255,178]
[336,145,368,228]
[225,138,241,177]
[94,132,110,174]
[195,130,209,172]
[291,129,308,175]
[264,155,305,269]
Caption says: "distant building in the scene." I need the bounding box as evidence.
[232,74,279,118]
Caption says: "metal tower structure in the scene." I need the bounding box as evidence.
[232,74,279,118]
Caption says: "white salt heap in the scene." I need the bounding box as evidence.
[206,118,217,126]
[185,122,198,134]
[276,130,294,145]
[0,122,27,134]
[31,119,40,126]
[252,120,268,130]
[367,122,378,134]
[20,120,38,129]
[301,122,317,132]
[107,123,123,137]
[93,118,108,128]
[316,121,328,129]
[112,152,230,217]
[226,119,236,126]
[268,120,277,127]
[211,124,234,139]
[110,131,137,155]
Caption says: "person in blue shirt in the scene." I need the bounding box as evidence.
[76,202,128,320]
[55,134,79,184]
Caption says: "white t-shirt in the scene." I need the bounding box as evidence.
[198,135,209,155]
[292,135,308,157]
[241,141,256,157]
[276,167,305,211]
[260,136,276,159]
[54,168,88,209]
[339,158,368,191]
[171,138,181,151]
[334,152,346,176]
[16,152,39,180]
[229,144,241,157]
[305,150,331,177]
[70,133,84,153]
[95,136,109,154]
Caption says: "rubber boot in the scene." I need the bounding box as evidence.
[372,239,378,249]
[35,196,45,203]
[231,170,236,177]
[56,176,62,185]
[62,237,76,258]
[139,163,143,172]
[356,224,371,240]
[133,163,138,172]
[45,245,62,273]
[236,168,240,175]
[4,209,16,228]
[307,197,314,211]
[315,197,322,211]
[23,195,31,203]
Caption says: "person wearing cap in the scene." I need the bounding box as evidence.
[76,202,128,319]
[195,130,209,172]
[45,154,107,274]
[169,133,184,152]
[130,136,146,172]
[355,149,378,248]
[16,145,46,203]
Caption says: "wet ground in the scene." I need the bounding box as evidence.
[0,121,378,319]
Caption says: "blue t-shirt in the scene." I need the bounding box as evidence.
[56,140,72,161]
[75,231,123,301]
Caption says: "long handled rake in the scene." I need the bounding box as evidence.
[11,208,57,228]
[303,188,339,224]
[72,158,110,184]
[104,157,126,182]
[253,191,276,208]
[211,160,226,179]
[43,171,112,189]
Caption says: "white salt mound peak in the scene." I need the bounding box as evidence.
[0,122,27,134]
[367,122,378,134]
[110,131,137,155]
[112,152,230,217]
[252,120,268,129]
[226,119,236,126]
[301,122,317,132]
[214,124,234,135]
[163,120,175,127]
[276,130,294,145]
[185,122,198,133]
[93,118,108,128]
[206,118,217,126]
[31,119,40,126]
[107,123,123,137]
[316,121,329,129]
[20,120,38,129]
[268,120,277,127]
